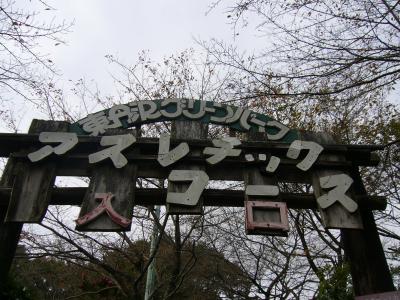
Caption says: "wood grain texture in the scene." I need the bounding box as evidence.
[304,132,363,229]
[341,167,395,296]
[76,163,137,231]
[0,187,387,210]
[0,119,68,291]
[76,129,138,231]
[167,120,208,214]
[243,131,288,236]
[5,120,69,222]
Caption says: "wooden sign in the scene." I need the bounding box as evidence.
[76,131,138,231]
[304,132,363,229]
[245,201,289,236]
[0,100,385,233]
[0,100,394,298]
[76,163,137,231]
[70,99,299,142]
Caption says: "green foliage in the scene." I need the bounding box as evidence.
[9,256,121,300]
[389,119,400,141]
[1,274,37,300]
[316,264,353,300]
[101,239,252,299]
[9,239,251,299]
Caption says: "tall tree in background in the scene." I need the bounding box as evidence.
[204,0,400,295]
[6,49,395,299]
[4,51,255,300]
[0,0,70,128]
[207,0,400,102]
[0,1,398,299]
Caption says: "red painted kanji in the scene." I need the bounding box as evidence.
[75,193,131,227]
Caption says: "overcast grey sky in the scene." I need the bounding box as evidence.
[9,0,399,132]
[6,0,268,131]
[40,1,261,93]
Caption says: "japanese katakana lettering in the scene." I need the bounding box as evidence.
[166,170,209,206]
[286,140,324,171]
[157,133,189,167]
[74,100,297,142]
[245,154,255,161]
[213,105,243,124]
[244,153,281,173]
[137,100,162,121]
[182,99,216,119]
[317,173,358,213]
[245,185,280,197]
[203,137,242,164]
[76,193,131,227]
[265,156,280,173]
[27,132,326,174]
[249,113,267,132]
[160,98,182,118]
[182,99,204,119]
[266,121,290,141]
[239,109,252,130]
[88,134,136,168]
[28,132,78,162]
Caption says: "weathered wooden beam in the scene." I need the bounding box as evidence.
[0,132,382,167]
[0,130,381,185]
[1,153,379,184]
[0,187,387,210]
[0,132,386,151]
[76,164,138,232]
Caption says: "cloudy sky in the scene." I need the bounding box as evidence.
[7,0,268,131]
[37,1,262,93]
[9,0,399,132]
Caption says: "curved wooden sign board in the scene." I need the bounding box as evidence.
[70,99,299,143]
[0,100,392,297]
[3,98,376,232]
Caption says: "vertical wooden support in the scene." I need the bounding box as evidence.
[243,132,287,236]
[304,132,394,295]
[0,119,68,291]
[0,163,23,292]
[342,167,395,296]
[167,120,208,215]
[305,132,363,229]
[77,130,138,231]
[77,164,137,231]
[5,120,69,222]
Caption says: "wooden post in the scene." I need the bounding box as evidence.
[243,131,287,236]
[0,119,69,292]
[77,129,138,231]
[5,120,69,222]
[304,132,394,295]
[306,132,363,229]
[0,166,23,292]
[342,167,395,296]
[167,120,208,214]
